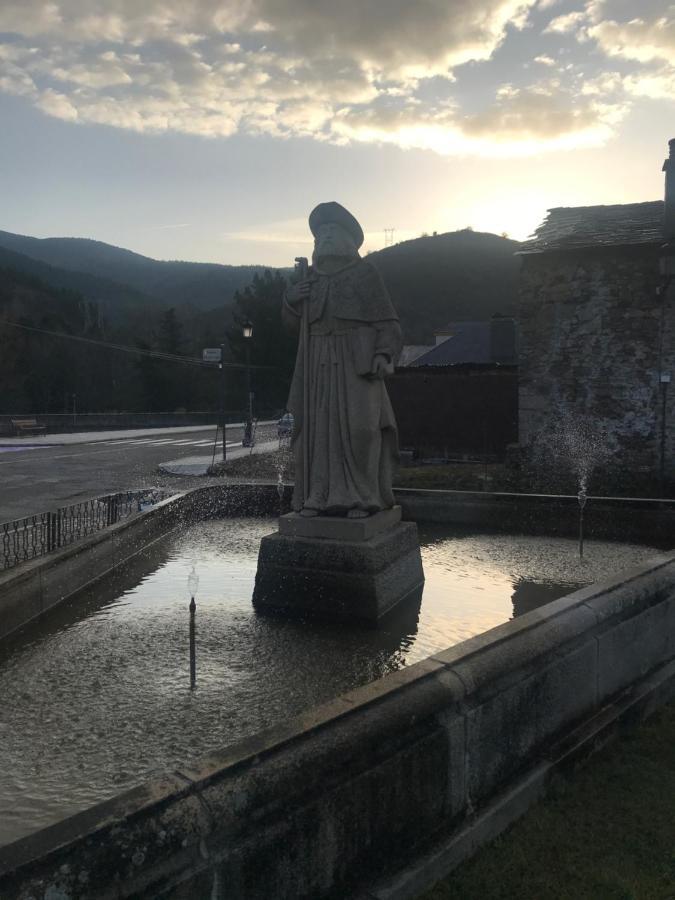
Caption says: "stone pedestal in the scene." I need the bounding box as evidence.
[252,506,424,624]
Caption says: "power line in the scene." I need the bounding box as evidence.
[0,319,274,370]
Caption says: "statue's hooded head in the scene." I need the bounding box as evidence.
[309,202,364,269]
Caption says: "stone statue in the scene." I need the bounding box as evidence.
[283,202,402,518]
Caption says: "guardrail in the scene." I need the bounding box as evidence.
[1,490,171,571]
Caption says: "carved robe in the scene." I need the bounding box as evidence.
[283,258,402,515]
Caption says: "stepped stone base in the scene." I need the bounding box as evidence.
[252,510,424,624]
[278,506,402,541]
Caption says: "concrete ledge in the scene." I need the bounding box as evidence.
[363,657,675,900]
[1,549,675,899]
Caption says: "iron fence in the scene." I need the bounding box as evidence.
[1,489,171,571]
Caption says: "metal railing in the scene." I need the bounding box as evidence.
[1,490,171,571]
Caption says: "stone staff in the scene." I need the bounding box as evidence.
[294,255,310,501]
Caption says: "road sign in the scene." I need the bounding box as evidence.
[202,348,222,363]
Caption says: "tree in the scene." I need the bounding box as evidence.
[158,307,185,354]
[226,270,295,413]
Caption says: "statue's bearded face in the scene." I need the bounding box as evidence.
[313,222,358,261]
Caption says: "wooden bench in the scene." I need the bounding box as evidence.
[10,418,47,437]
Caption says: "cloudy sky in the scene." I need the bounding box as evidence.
[0,0,673,265]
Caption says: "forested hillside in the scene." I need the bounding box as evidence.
[0,244,162,327]
[0,268,223,414]
[0,227,522,415]
[0,231,276,311]
[368,229,520,343]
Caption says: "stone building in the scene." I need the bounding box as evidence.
[518,139,675,489]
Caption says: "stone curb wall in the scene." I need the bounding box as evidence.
[1,550,674,899]
[2,481,672,642]
[0,494,186,640]
[395,487,675,543]
[0,484,293,640]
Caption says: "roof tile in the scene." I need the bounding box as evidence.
[520,201,664,253]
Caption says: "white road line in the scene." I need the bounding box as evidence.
[88,438,153,445]
[0,446,43,453]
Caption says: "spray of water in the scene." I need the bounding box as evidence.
[530,410,614,495]
[529,410,616,560]
[274,447,291,516]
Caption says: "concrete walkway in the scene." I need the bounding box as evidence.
[158,439,281,476]
[0,421,275,447]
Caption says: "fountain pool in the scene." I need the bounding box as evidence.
[0,517,666,847]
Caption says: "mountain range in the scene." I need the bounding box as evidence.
[0,227,520,342]
[0,230,272,321]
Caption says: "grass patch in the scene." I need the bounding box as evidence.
[394,463,510,491]
[422,701,675,900]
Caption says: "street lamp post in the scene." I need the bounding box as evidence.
[219,342,226,462]
[242,319,254,447]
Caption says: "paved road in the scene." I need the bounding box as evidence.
[0,424,277,521]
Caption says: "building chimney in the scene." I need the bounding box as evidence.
[663,138,675,240]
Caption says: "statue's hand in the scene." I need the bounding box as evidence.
[370,353,391,379]
[286,280,311,306]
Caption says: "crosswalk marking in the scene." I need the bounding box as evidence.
[85,437,249,448]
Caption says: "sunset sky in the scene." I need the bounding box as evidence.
[0,0,673,266]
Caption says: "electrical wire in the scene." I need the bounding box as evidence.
[0,319,274,370]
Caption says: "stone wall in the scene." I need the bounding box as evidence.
[519,246,673,487]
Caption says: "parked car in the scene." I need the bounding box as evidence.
[277,412,294,439]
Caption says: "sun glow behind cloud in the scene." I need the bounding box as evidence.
[0,0,671,160]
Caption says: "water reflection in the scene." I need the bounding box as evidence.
[510,578,571,618]
[0,518,663,846]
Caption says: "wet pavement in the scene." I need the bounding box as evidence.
[0,423,277,521]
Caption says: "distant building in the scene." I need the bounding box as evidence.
[397,344,434,367]
[518,139,675,486]
[389,317,518,460]
[406,317,517,367]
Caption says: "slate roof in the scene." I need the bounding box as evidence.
[519,200,665,253]
[398,344,434,366]
[408,321,516,367]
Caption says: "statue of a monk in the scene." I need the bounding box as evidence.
[283,202,402,518]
